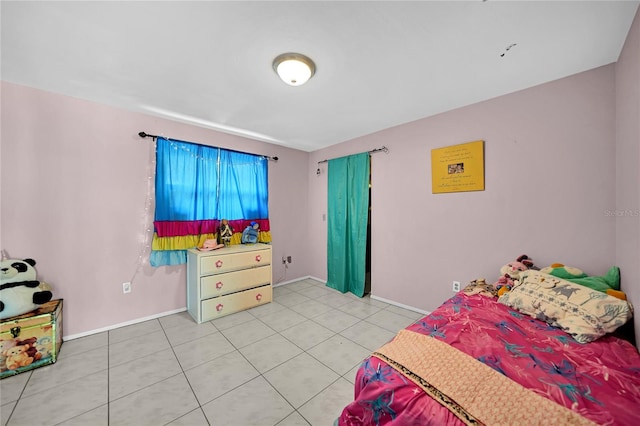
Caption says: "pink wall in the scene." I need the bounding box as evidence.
[615,9,640,344]
[309,64,620,315]
[2,10,638,345]
[309,8,640,346]
[0,83,310,337]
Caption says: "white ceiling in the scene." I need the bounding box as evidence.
[2,1,638,152]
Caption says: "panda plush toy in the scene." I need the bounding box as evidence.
[0,258,53,319]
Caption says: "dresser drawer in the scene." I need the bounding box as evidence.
[187,244,272,324]
[200,249,271,275]
[201,285,272,321]
[201,265,271,298]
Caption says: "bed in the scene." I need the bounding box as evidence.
[337,270,640,425]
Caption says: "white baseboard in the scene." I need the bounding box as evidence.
[273,275,326,287]
[65,276,321,340]
[277,276,429,316]
[63,307,187,341]
[64,277,426,341]
[370,295,431,316]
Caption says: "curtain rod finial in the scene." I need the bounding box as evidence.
[138,132,148,138]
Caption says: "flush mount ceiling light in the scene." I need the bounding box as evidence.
[273,53,316,86]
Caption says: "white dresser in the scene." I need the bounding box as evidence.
[186,244,272,323]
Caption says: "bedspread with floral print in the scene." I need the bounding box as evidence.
[337,292,640,426]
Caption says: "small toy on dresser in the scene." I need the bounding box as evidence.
[241,221,260,244]
[217,219,233,246]
[197,239,224,252]
[493,254,537,297]
[1,256,53,319]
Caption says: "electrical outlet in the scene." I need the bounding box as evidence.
[287,256,292,263]
[123,282,132,294]
[452,281,460,292]
[282,256,287,264]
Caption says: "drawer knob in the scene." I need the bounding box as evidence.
[255,255,262,262]
[215,260,223,268]
[256,293,262,301]
[215,281,224,290]
[216,303,224,312]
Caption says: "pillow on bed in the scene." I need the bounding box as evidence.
[498,270,633,343]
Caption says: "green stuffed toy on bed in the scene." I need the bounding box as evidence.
[540,263,622,296]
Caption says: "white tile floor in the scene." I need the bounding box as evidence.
[1,278,423,426]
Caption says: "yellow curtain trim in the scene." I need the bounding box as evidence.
[152,231,271,250]
[259,231,272,243]
[152,233,216,250]
[229,233,242,245]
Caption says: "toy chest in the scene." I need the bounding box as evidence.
[0,299,63,379]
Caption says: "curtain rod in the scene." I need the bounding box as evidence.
[138,131,279,161]
[317,146,388,165]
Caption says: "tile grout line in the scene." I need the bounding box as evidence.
[3,279,419,426]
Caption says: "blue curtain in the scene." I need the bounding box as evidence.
[218,150,269,220]
[151,138,269,266]
[154,139,220,221]
[326,153,370,297]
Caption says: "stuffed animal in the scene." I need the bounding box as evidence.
[540,263,588,281]
[540,263,623,296]
[463,278,498,297]
[0,258,53,319]
[241,221,260,244]
[494,255,536,297]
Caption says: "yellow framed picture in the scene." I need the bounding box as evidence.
[431,140,484,194]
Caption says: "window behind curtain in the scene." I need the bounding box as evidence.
[150,137,271,266]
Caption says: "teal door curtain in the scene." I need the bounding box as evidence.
[326,152,370,297]
[150,137,271,267]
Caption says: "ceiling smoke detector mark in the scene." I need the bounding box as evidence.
[500,43,518,58]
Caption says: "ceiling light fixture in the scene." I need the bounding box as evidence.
[273,53,316,86]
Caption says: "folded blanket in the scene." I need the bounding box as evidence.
[373,329,596,426]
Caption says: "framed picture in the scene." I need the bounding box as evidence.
[431,140,484,194]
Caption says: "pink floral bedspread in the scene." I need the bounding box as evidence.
[337,293,640,425]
